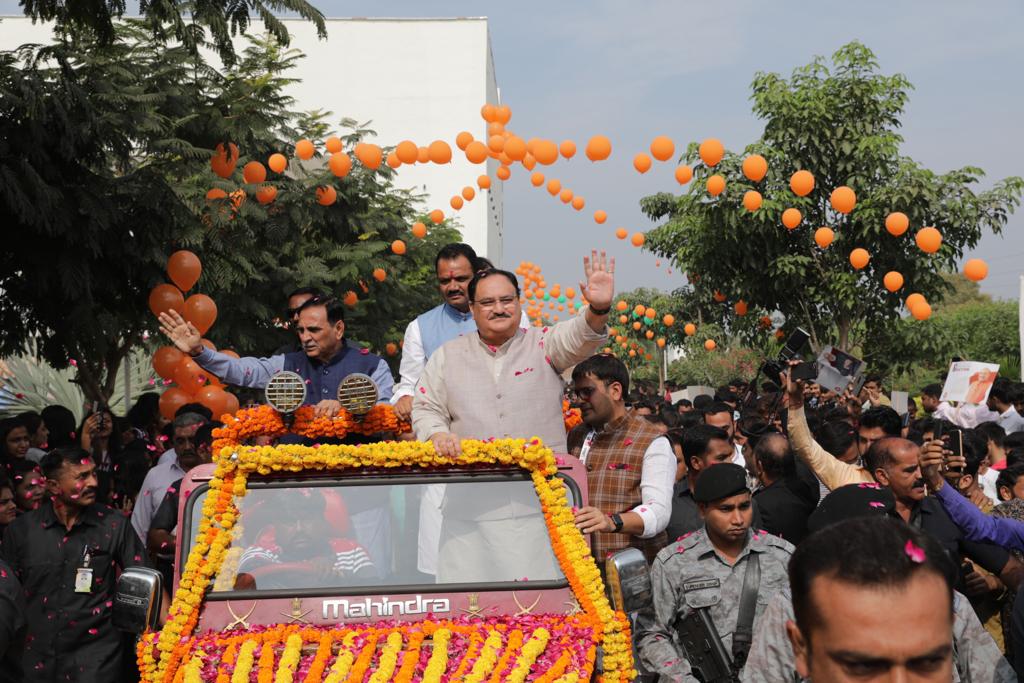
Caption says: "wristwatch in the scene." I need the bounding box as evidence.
[610,513,624,533]
[589,304,611,316]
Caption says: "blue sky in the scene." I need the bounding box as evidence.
[4,0,1023,300]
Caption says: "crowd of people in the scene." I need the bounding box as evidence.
[3,241,1024,681]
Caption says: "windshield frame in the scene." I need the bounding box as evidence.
[178,469,582,601]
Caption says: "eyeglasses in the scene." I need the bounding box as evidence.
[472,296,518,310]
[569,386,598,402]
[286,295,330,318]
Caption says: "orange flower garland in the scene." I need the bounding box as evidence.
[563,400,583,431]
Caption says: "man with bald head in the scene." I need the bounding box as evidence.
[751,433,815,544]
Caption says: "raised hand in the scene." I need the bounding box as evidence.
[158,310,203,356]
[579,250,615,311]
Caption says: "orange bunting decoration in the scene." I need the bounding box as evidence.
[885,212,910,236]
[594,210,607,224]
[830,186,857,214]
[353,142,382,169]
[698,138,724,167]
[916,227,942,254]
[630,232,645,247]
[814,227,834,249]
[790,170,815,197]
[963,259,988,282]
[883,271,904,292]
[633,153,652,174]
[267,153,287,173]
[650,136,675,162]
[585,135,612,161]
[294,139,315,160]
[328,152,352,178]
[782,208,802,229]
[674,165,693,185]
[241,161,266,184]
[411,221,427,238]
[316,185,336,206]
[742,154,768,182]
[849,248,870,270]
[742,190,762,212]
[706,174,725,197]
[391,239,407,255]
[560,140,577,159]
[429,209,445,224]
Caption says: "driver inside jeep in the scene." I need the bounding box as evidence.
[233,488,379,590]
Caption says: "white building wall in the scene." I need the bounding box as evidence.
[0,16,504,264]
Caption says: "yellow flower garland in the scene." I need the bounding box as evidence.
[140,433,635,683]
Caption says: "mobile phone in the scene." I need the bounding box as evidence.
[944,428,964,473]
[791,361,819,381]
[779,328,811,361]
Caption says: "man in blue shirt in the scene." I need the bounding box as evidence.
[159,296,393,416]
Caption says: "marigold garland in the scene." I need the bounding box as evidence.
[141,427,634,683]
[562,400,583,431]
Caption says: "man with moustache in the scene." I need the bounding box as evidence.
[1,447,151,682]
[391,243,527,422]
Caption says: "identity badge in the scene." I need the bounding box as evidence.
[74,567,93,593]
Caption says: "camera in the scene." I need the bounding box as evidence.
[762,328,811,385]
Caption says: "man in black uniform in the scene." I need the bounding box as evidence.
[1,447,151,682]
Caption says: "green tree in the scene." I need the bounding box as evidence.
[0,24,460,403]
[641,42,1023,353]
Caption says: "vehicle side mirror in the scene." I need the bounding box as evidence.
[113,567,163,634]
[605,548,653,614]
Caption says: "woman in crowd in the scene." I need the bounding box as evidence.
[0,418,30,467]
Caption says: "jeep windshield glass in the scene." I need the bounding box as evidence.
[184,476,570,593]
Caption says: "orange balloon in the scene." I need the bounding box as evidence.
[316,185,337,206]
[428,140,452,164]
[814,227,834,249]
[328,152,352,178]
[916,227,942,254]
[324,136,343,154]
[830,186,857,214]
[533,140,559,165]
[386,152,400,169]
[183,294,217,335]
[522,154,537,170]
[487,134,505,154]
[885,212,910,237]
[657,338,666,348]
[148,284,184,318]
[417,146,430,164]
[566,288,576,299]
[911,302,932,321]
[450,195,464,210]
[905,293,926,311]
[742,190,762,212]
[455,132,473,150]
[255,185,277,205]
[267,153,287,174]
[734,300,748,316]
[616,300,628,311]
[559,189,574,204]
[790,170,815,197]
[645,330,655,339]
[633,153,652,174]
[963,259,988,282]
[343,290,358,307]
[167,250,202,292]
[152,346,185,380]
[496,165,511,181]
[704,339,717,351]
[594,210,607,224]
[196,385,231,420]
[615,228,628,240]
[883,271,904,292]
[372,267,387,282]
[742,155,768,182]
[644,307,656,319]
[391,240,407,255]
[504,136,527,161]
[634,304,646,316]
[158,387,190,421]
[674,165,693,185]
[396,140,418,164]
[849,248,870,270]
[632,321,642,331]
[699,138,725,166]
[572,196,585,211]
[782,208,802,229]
[684,323,697,336]
[631,232,645,247]
[662,314,675,326]
[560,140,577,159]
[477,175,492,190]
[462,186,476,201]
[242,161,266,184]
[295,139,315,160]
[494,105,512,124]
[706,174,725,197]
[411,222,427,238]
[211,142,239,178]
[429,209,445,224]
[465,141,488,164]
[173,357,207,394]
[222,391,240,417]
[586,135,612,161]
[206,188,227,201]
[546,179,562,195]
[650,136,675,162]
[480,104,497,122]
[531,172,545,187]
[354,142,382,170]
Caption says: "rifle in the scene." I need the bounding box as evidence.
[674,607,737,683]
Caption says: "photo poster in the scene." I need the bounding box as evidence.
[940,361,1000,404]
[890,391,909,416]
[815,346,865,394]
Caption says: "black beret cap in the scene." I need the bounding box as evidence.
[693,463,749,503]
[807,483,896,534]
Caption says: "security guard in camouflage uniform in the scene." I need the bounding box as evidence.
[637,463,795,682]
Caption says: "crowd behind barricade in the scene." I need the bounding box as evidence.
[2,242,1024,681]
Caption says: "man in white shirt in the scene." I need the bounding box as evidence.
[567,354,674,563]
[702,401,746,468]
[988,378,1024,434]
[392,244,530,422]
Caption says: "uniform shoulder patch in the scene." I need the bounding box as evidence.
[752,529,796,555]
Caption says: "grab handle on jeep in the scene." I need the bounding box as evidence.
[113,567,164,635]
